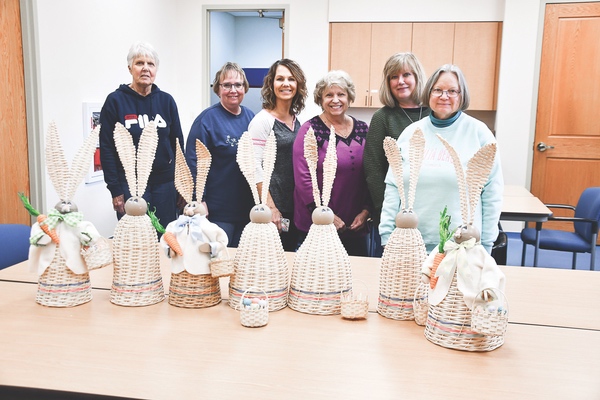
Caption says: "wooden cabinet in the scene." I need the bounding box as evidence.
[330,22,502,110]
[329,23,412,108]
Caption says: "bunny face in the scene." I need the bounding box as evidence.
[55,199,78,214]
[249,204,272,223]
[184,201,206,217]
[124,196,148,216]
[312,206,334,225]
[395,209,418,229]
[454,223,480,244]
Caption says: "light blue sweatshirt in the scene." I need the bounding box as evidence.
[379,113,503,253]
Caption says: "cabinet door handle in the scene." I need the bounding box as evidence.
[364,95,368,106]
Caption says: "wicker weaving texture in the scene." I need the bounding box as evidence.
[239,288,269,328]
[471,308,508,336]
[168,271,221,308]
[424,272,504,352]
[80,237,112,270]
[288,224,353,316]
[413,281,429,326]
[36,245,92,307]
[377,227,427,320]
[229,222,289,312]
[210,257,234,278]
[110,214,164,307]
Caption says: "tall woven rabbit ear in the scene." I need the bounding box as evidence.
[407,129,425,210]
[135,121,158,198]
[65,125,100,201]
[383,136,406,208]
[321,126,338,207]
[45,121,69,200]
[236,132,260,205]
[303,127,322,207]
[114,122,137,197]
[437,134,496,224]
[174,142,194,204]
[194,139,212,203]
[465,143,496,222]
[260,131,277,205]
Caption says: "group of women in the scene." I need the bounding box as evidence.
[99,41,502,258]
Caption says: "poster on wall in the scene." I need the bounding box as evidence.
[82,102,103,184]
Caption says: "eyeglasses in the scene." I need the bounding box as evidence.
[431,88,461,98]
[220,83,244,91]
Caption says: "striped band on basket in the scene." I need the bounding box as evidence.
[287,286,351,316]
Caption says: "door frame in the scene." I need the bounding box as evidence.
[202,5,289,111]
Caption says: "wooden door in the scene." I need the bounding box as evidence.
[330,23,372,107]
[0,0,30,225]
[533,3,600,227]
[454,22,502,111]
[411,23,454,80]
[369,23,413,108]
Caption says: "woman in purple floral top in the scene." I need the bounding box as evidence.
[292,70,372,256]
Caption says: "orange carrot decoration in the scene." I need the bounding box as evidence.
[148,206,183,256]
[162,231,183,257]
[430,206,453,289]
[18,192,60,244]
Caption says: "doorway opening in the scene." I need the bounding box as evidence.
[208,9,285,114]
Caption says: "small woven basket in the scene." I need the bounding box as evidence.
[168,271,221,308]
[80,237,112,271]
[229,222,289,312]
[377,227,427,321]
[340,280,369,320]
[37,245,92,307]
[471,288,509,336]
[210,248,234,278]
[239,287,269,328]
[413,281,429,326]
[425,273,504,352]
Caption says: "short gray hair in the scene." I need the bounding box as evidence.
[127,41,159,69]
[313,70,356,107]
[422,64,470,110]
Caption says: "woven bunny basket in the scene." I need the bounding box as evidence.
[377,130,428,321]
[228,132,289,312]
[423,135,506,351]
[160,139,228,308]
[110,122,164,307]
[288,127,352,316]
[25,122,111,307]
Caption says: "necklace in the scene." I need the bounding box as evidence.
[399,106,422,123]
[322,114,352,138]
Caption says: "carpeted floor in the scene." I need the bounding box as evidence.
[505,232,598,271]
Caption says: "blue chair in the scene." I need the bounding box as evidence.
[520,187,600,270]
[0,223,31,270]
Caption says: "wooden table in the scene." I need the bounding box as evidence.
[1,250,600,399]
[0,281,598,400]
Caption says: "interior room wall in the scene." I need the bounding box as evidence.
[29,0,592,236]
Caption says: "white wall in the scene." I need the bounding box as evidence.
[30,0,583,236]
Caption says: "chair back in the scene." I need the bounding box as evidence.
[0,223,30,269]
[574,187,600,241]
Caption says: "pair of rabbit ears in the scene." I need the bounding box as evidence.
[383,128,425,211]
[437,134,496,225]
[384,129,496,224]
[304,126,337,207]
[174,139,211,203]
[113,121,158,198]
[46,121,100,201]
[237,130,276,205]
